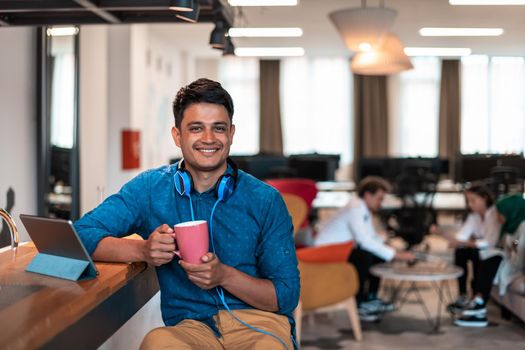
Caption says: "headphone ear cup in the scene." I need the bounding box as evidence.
[216,175,235,202]
[174,170,193,198]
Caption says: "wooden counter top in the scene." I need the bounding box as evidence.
[0,245,159,350]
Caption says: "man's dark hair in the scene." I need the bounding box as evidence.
[465,181,494,208]
[172,78,234,128]
[357,176,391,198]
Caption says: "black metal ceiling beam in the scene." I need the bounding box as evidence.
[3,12,108,26]
[214,0,233,27]
[73,0,120,23]
[0,0,234,27]
[0,1,83,11]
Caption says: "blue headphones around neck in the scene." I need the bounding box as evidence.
[174,157,238,202]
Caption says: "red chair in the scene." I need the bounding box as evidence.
[265,178,317,229]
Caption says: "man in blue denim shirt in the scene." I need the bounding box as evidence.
[74,78,299,349]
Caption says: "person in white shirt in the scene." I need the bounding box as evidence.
[441,182,502,327]
[314,176,415,321]
[453,192,525,328]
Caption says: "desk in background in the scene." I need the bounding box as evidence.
[0,245,159,350]
[315,180,463,195]
[313,191,466,212]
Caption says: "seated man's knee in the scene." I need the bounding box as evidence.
[250,336,291,350]
[140,327,196,350]
[140,327,173,350]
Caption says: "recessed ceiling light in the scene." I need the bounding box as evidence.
[228,0,298,6]
[234,47,305,57]
[419,27,504,36]
[46,27,79,36]
[450,0,525,4]
[404,47,472,56]
[228,27,303,38]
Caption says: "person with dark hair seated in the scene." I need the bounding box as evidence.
[436,182,501,327]
[455,193,525,327]
[314,176,415,321]
[74,78,299,349]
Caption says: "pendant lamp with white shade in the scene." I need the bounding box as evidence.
[329,0,397,52]
[351,33,413,75]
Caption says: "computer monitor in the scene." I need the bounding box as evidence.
[357,158,387,181]
[288,153,340,181]
[454,153,525,183]
[230,154,289,180]
[357,157,447,183]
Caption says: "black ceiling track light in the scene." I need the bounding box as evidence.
[209,20,227,49]
[175,1,200,23]
[169,0,194,12]
[222,36,235,56]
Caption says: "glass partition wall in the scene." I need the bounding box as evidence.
[37,27,80,220]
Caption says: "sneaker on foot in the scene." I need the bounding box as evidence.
[365,298,395,312]
[358,305,380,322]
[447,295,470,314]
[454,314,488,327]
[461,297,486,317]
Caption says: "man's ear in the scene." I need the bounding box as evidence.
[229,124,235,145]
[172,126,181,147]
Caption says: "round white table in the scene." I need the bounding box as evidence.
[371,261,463,333]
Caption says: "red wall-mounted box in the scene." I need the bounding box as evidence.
[122,129,140,170]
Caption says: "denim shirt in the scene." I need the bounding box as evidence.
[74,164,300,338]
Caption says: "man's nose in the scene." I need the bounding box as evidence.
[201,128,215,142]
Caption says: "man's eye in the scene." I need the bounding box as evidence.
[189,127,202,132]
[215,126,226,132]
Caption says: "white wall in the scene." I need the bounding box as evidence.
[79,25,109,214]
[0,27,37,242]
[138,25,185,170]
[106,26,136,195]
[195,58,219,81]
[103,24,187,196]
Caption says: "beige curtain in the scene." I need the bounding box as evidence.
[353,73,389,179]
[259,60,283,154]
[438,59,461,178]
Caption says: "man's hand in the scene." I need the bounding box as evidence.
[449,238,475,249]
[448,238,462,249]
[395,250,416,262]
[142,224,176,266]
[179,253,230,290]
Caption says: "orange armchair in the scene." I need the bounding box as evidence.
[280,192,362,344]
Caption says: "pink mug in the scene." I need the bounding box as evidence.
[174,220,209,264]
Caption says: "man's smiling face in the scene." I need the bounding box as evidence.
[172,102,235,175]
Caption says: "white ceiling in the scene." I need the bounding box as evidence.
[151,0,525,58]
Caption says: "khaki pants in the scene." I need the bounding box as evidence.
[140,309,293,350]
